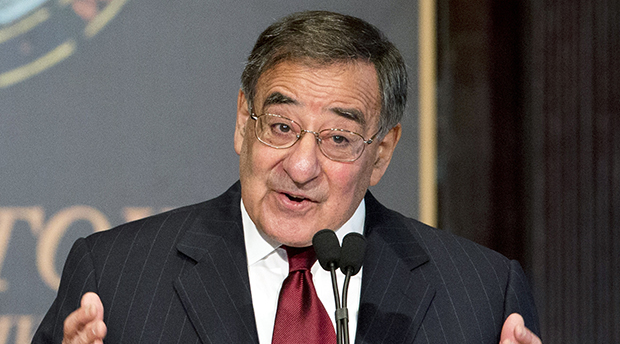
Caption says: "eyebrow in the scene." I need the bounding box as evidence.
[331,107,366,127]
[261,91,367,127]
[262,92,298,109]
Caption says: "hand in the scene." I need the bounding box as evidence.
[62,292,107,344]
[500,313,541,344]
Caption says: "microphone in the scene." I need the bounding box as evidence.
[313,229,341,271]
[339,233,366,276]
[313,230,366,344]
[338,233,366,344]
[313,229,344,344]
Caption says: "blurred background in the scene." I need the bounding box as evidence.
[435,1,618,342]
[1,0,618,343]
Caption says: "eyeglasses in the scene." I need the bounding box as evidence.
[250,113,379,162]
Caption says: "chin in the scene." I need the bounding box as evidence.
[268,226,317,247]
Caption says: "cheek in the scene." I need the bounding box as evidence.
[326,163,372,199]
[240,138,282,180]
[238,139,254,178]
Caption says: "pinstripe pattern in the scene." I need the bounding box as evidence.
[33,183,258,343]
[356,192,539,343]
[33,182,539,343]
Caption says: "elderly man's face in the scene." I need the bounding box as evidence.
[234,61,401,247]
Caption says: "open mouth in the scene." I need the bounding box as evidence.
[285,193,307,202]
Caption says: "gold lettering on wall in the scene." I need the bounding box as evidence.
[0,208,45,292]
[37,206,110,291]
[0,315,34,344]
[0,206,170,293]
[122,207,172,222]
[122,207,155,223]
[0,316,9,344]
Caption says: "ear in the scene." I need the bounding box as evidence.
[234,89,251,155]
[369,123,402,186]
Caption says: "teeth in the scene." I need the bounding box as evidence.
[286,194,305,202]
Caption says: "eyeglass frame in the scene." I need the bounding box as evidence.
[249,112,381,162]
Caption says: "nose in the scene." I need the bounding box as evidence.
[282,131,322,184]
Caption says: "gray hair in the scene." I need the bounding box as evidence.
[241,10,408,137]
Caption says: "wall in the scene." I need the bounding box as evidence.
[437,0,620,342]
[0,1,419,342]
[528,0,620,341]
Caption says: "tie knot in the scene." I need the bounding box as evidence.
[284,246,317,272]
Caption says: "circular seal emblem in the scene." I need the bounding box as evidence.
[0,0,129,88]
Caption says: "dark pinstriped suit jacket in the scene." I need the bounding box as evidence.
[33,182,540,343]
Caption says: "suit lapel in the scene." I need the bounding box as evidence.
[356,192,436,344]
[174,183,259,344]
[169,184,434,343]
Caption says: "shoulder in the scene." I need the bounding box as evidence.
[365,190,512,280]
[82,182,242,255]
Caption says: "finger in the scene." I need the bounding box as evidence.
[81,292,104,321]
[90,319,107,339]
[63,293,106,343]
[63,303,97,338]
[73,319,107,344]
[514,323,542,344]
[500,313,524,342]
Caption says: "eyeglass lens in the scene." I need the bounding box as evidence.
[254,114,367,161]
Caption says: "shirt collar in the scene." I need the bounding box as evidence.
[242,198,366,266]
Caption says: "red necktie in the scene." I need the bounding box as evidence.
[272,246,337,344]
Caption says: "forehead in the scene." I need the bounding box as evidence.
[254,60,381,126]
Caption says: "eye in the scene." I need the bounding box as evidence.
[272,122,291,133]
[330,134,350,145]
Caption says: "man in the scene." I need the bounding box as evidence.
[33,10,541,344]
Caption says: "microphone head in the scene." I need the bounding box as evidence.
[312,229,341,270]
[339,233,366,276]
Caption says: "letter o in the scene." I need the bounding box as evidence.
[37,206,110,290]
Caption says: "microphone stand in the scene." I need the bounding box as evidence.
[329,262,344,344]
[340,268,353,344]
[313,229,344,344]
[338,232,366,344]
[313,229,364,344]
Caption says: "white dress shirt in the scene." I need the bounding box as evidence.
[242,198,365,344]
